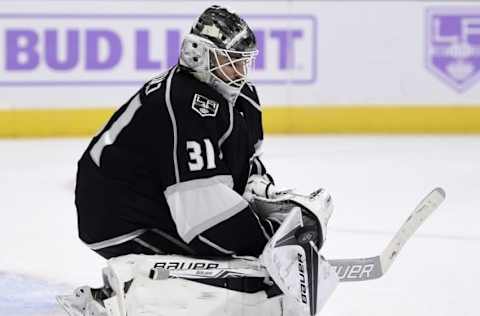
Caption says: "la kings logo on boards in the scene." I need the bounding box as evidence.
[426,7,480,92]
[191,94,219,117]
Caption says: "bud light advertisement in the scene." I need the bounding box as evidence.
[0,13,317,86]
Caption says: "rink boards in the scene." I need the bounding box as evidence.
[2,106,480,137]
[1,1,480,136]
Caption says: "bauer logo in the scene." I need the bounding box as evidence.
[0,13,317,86]
[153,261,219,270]
[332,263,375,281]
[426,8,480,92]
[297,253,308,304]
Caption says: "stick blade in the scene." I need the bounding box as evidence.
[329,256,382,282]
[380,187,446,273]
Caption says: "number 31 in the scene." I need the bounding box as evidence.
[186,139,216,171]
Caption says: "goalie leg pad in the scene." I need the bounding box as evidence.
[260,207,338,316]
[125,275,282,316]
[59,254,282,316]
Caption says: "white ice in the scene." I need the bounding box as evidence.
[1,136,478,316]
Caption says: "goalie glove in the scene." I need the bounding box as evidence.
[250,189,333,247]
[243,174,291,202]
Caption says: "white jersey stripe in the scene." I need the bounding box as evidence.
[239,92,261,112]
[134,238,162,254]
[90,94,142,166]
[86,229,147,250]
[150,228,195,255]
[165,67,180,183]
[164,175,234,195]
[253,157,262,175]
[249,209,272,241]
[218,101,234,159]
[165,176,248,243]
[198,235,235,255]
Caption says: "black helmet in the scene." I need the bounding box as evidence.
[191,5,256,52]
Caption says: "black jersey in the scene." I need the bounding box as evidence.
[75,66,275,258]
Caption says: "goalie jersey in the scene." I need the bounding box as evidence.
[75,66,276,259]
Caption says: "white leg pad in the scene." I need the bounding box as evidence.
[102,254,282,316]
[125,275,282,316]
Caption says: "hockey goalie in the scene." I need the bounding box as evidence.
[58,5,339,316]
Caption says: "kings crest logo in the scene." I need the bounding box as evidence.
[191,94,219,117]
[426,8,480,92]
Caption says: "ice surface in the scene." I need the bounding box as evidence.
[0,136,478,316]
[0,273,68,316]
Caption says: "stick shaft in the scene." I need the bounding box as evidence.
[154,188,445,283]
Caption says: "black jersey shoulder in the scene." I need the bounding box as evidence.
[171,68,228,113]
[168,68,231,136]
[137,67,230,127]
[238,81,261,111]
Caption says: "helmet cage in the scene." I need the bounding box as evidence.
[208,47,258,89]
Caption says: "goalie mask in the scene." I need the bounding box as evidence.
[179,5,258,103]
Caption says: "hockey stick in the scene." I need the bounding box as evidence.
[151,188,445,282]
[327,187,445,282]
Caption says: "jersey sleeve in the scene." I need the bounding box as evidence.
[239,83,274,182]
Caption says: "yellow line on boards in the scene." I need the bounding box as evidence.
[263,106,480,134]
[0,108,114,137]
[1,106,480,137]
